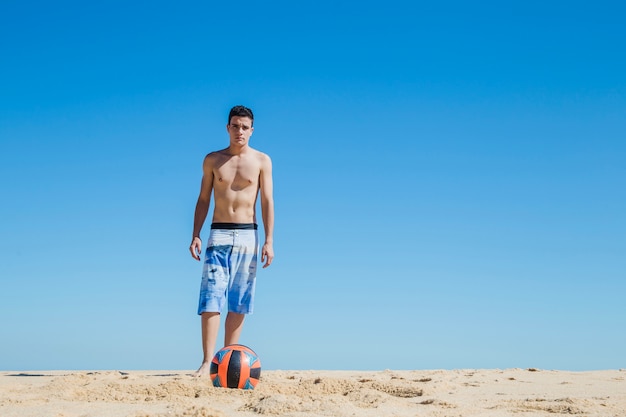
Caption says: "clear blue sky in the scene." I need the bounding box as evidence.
[1,0,624,371]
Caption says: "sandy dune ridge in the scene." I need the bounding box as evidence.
[1,368,625,416]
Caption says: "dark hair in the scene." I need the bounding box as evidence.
[228,105,254,126]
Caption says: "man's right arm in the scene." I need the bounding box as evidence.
[190,155,214,261]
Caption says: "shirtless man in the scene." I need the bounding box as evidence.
[189,105,274,377]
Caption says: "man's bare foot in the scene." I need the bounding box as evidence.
[194,361,212,377]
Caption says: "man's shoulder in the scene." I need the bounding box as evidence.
[253,150,272,171]
[204,148,230,161]
[201,150,227,173]
[250,148,272,162]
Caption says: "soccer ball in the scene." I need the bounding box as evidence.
[210,344,261,389]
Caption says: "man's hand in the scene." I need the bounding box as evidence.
[190,237,202,261]
[261,242,274,268]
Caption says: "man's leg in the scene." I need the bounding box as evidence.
[195,312,220,376]
[223,228,255,346]
[224,312,245,345]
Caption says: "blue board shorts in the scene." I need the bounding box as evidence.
[197,223,259,315]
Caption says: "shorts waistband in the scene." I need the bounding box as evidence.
[211,223,258,230]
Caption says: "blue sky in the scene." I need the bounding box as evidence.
[1,0,624,371]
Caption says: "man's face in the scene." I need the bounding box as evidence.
[227,116,254,147]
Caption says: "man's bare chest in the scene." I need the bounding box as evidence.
[214,160,260,192]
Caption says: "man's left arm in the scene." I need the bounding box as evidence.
[259,154,274,268]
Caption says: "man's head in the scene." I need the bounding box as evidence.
[226,105,254,148]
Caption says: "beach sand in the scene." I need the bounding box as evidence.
[1,369,624,416]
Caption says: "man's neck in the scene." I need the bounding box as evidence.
[226,144,250,156]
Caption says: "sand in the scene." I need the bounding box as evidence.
[1,369,624,416]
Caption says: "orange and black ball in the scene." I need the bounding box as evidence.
[210,344,261,389]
